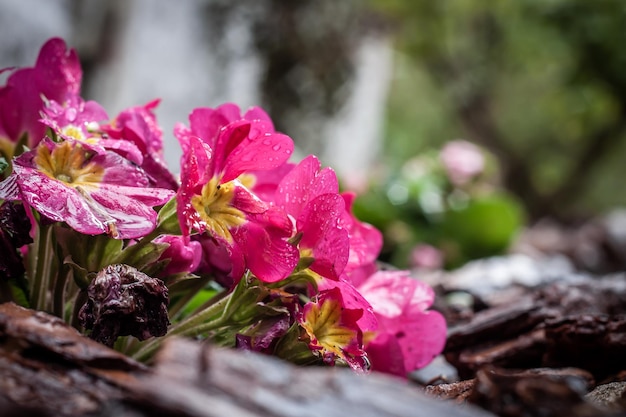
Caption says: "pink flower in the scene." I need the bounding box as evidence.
[0,38,81,156]
[297,287,369,371]
[409,244,444,270]
[358,270,446,377]
[275,154,339,219]
[440,140,484,186]
[40,94,146,168]
[154,235,202,277]
[275,155,349,280]
[0,138,174,239]
[41,93,108,141]
[102,99,178,190]
[175,104,297,282]
[340,192,383,281]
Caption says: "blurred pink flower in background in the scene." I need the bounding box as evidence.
[439,140,484,186]
[410,243,444,270]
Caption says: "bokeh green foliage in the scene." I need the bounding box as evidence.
[369,0,626,221]
[352,144,525,269]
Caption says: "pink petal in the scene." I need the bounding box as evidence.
[276,155,338,219]
[2,38,82,146]
[244,106,274,126]
[391,310,447,371]
[247,162,295,203]
[298,193,349,279]
[0,174,20,200]
[366,332,407,377]
[232,182,268,214]
[154,235,202,276]
[222,123,293,183]
[232,222,299,283]
[317,277,378,333]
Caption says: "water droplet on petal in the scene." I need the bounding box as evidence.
[67,108,77,122]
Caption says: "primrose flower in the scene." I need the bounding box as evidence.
[358,270,447,377]
[102,100,178,190]
[175,104,297,282]
[340,192,383,280]
[275,155,349,280]
[0,38,81,158]
[153,235,202,277]
[41,93,108,142]
[297,287,369,371]
[440,139,484,186]
[0,138,174,239]
[79,264,170,347]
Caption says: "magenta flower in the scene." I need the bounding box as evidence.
[440,140,485,186]
[340,192,383,280]
[39,93,143,167]
[358,270,446,377]
[41,93,108,142]
[0,138,174,239]
[175,104,297,282]
[153,235,202,277]
[0,38,81,157]
[275,155,349,280]
[297,287,369,371]
[102,99,178,190]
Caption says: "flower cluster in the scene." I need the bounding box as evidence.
[0,38,446,377]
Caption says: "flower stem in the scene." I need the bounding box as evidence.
[52,264,71,318]
[130,291,233,362]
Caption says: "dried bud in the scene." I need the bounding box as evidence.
[79,264,170,347]
[0,201,33,247]
[0,202,33,280]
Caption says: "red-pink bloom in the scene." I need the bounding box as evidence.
[0,138,174,239]
[0,38,81,156]
[297,287,369,371]
[41,93,108,140]
[358,270,446,377]
[154,235,202,277]
[275,154,339,219]
[175,104,297,283]
[440,140,484,186]
[340,192,383,280]
[102,100,178,190]
[316,276,378,337]
[40,93,142,163]
[275,155,349,280]
[409,244,444,270]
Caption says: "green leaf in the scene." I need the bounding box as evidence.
[0,157,8,176]
[113,241,170,272]
[441,193,525,265]
[156,198,182,235]
[8,278,30,308]
[180,288,220,317]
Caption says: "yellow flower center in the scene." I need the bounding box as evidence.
[190,177,246,242]
[301,297,358,359]
[35,141,104,188]
[238,173,256,190]
[61,125,86,141]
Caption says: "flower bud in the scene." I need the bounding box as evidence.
[79,264,170,347]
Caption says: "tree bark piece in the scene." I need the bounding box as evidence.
[0,302,495,417]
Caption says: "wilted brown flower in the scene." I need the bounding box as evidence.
[79,264,170,347]
[0,201,33,280]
